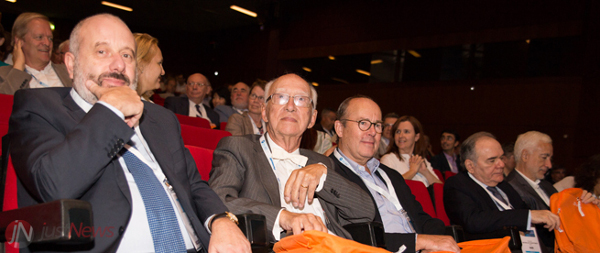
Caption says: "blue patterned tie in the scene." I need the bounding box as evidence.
[122,150,187,253]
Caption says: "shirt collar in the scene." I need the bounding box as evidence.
[70,88,93,113]
[188,99,202,106]
[25,62,53,74]
[468,172,498,189]
[266,133,301,155]
[516,169,541,185]
[443,152,456,161]
[336,148,380,175]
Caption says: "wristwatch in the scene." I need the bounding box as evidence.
[209,212,239,230]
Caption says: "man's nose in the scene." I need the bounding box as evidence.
[109,53,125,72]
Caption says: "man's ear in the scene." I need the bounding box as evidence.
[261,103,269,123]
[307,109,317,129]
[453,141,460,148]
[465,159,475,174]
[521,149,530,162]
[64,52,75,79]
[334,120,344,138]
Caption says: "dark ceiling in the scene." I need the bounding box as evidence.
[0,0,284,35]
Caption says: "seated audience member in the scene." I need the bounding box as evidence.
[300,128,333,155]
[330,95,459,253]
[159,77,177,98]
[380,116,442,187]
[209,73,375,242]
[423,135,435,161]
[214,81,250,122]
[505,131,558,249]
[376,112,399,159]
[211,86,231,108]
[225,81,266,135]
[134,33,164,102]
[443,132,560,251]
[546,163,567,184]
[164,73,220,128]
[8,13,249,253]
[575,154,600,201]
[430,129,462,174]
[313,107,338,142]
[1,12,72,95]
[501,142,516,176]
[51,40,69,65]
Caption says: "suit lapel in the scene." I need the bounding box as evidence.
[254,138,281,207]
[62,93,86,121]
[515,172,548,208]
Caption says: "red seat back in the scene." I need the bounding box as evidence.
[151,93,165,106]
[180,124,232,150]
[185,145,214,181]
[432,183,450,225]
[176,114,211,129]
[433,169,444,183]
[0,94,14,137]
[3,156,18,212]
[220,122,227,131]
[444,171,457,180]
[404,180,436,218]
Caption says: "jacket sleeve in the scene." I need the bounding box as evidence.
[0,66,31,95]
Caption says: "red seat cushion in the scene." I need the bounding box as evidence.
[180,124,231,150]
[404,180,436,218]
[185,145,214,181]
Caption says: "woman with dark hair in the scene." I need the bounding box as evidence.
[381,115,442,186]
[575,154,600,197]
[211,86,231,109]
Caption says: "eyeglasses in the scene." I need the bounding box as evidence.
[250,94,264,101]
[340,119,383,133]
[187,82,208,87]
[266,93,313,108]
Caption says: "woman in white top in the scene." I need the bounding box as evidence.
[134,33,165,102]
[380,115,442,187]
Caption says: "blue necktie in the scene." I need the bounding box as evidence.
[122,150,186,253]
[487,186,508,206]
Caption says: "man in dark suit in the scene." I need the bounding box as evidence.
[430,129,462,174]
[8,13,249,253]
[209,74,375,243]
[164,73,220,128]
[443,132,559,252]
[329,95,459,253]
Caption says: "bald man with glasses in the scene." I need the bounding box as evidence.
[164,73,220,128]
[209,74,375,243]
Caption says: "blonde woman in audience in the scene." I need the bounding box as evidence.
[134,33,164,102]
[225,82,266,135]
[381,115,442,187]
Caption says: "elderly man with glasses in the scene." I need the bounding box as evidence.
[164,73,220,128]
[208,73,375,243]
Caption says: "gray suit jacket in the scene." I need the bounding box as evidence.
[208,134,375,242]
[506,170,557,210]
[214,105,238,123]
[225,112,255,136]
[0,63,73,95]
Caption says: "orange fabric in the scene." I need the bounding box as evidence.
[434,237,511,253]
[550,188,600,253]
[273,231,391,253]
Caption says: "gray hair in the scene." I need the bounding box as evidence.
[264,74,317,109]
[461,132,496,163]
[514,131,552,162]
[12,12,49,46]
[58,40,69,52]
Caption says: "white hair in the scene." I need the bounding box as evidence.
[514,131,552,162]
[264,74,317,109]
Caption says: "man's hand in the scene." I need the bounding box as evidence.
[416,234,460,253]
[208,217,251,253]
[12,39,25,71]
[283,163,327,209]
[279,210,327,235]
[531,210,560,231]
[86,80,143,127]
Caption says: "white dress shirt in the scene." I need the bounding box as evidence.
[188,100,212,122]
[70,89,196,252]
[515,170,551,206]
[25,63,63,88]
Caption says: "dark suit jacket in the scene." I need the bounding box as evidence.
[330,154,445,253]
[208,134,375,242]
[164,96,220,127]
[444,171,554,251]
[430,152,462,174]
[9,87,227,252]
[506,170,557,211]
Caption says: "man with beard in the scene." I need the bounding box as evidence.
[0,12,72,95]
[8,13,249,253]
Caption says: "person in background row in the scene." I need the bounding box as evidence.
[376,112,399,159]
[381,115,442,187]
[211,86,231,108]
[215,81,250,123]
[226,81,266,136]
[134,33,164,102]
[0,12,72,95]
[501,142,516,177]
[164,73,220,128]
[430,129,462,175]
[546,163,567,184]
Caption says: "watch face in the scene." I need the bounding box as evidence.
[226,212,239,223]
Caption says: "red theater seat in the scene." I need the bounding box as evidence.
[186,145,214,181]
[176,114,211,129]
[404,180,436,218]
[180,124,231,150]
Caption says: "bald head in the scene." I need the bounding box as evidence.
[186,73,210,104]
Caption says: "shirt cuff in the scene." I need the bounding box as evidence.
[97,101,125,120]
[204,214,217,234]
[272,208,285,241]
[527,210,532,230]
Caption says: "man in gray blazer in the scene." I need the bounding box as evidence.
[209,73,375,242]
[0,12,72,95]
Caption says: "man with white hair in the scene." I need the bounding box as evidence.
[0,12,72,95]
[209,73,375,242]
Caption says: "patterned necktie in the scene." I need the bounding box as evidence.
[487,186,508,205]
[195,104,204,118]
[122,150,186,253]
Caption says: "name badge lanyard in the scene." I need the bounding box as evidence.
[334,149,415,232]
[24,69,49,87]
[485,188,513,211]
[259,134,303,186]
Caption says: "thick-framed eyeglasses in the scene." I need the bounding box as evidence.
[340,119,383,133]
[187,82,208,87]
[250,94,264,101]
[266,93,313,108]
